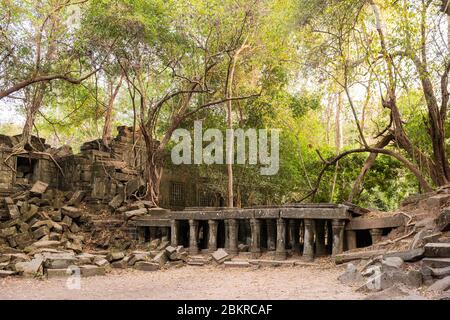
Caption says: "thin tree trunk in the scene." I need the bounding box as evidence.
[102,74,124,148]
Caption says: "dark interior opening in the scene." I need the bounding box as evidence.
[198,220,208,250]
[217,220,225,248]
[382,228,392,236]
[356,229,372,248]
[179,220,190,247]
[260,220,268,250]
[16,156,38,184]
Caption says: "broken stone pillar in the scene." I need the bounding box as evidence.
[224,220,230,250]
[137,226,146,244]
[170,220,179,246]
[303,219,315,261]
[288,219,300,252]
[332,219,345,256]
[188,219,199,255]
[250,219,261,258]
[208,220,218,253]
[346,230,357,250]
[228,219,239,254]
[370,228,383,244]
[315,220,327,256]
[276,218,287,260]
[266,219,276,251]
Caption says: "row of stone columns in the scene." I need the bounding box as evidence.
[169,218,346,259]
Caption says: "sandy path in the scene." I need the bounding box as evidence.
[0,264,364,300]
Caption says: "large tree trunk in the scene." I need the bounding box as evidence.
[348,134,394,202]
[20,83,46,149]
[145,150,163,206]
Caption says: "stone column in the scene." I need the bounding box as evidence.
[346,230,357,250]
[315,220,326,256]
[228,219,238,254]
[250,219,261,258]
[288,219,300,252]
[188,219,199,255]
[137,226,146,244]
[149,227,157,241]
[208,220,218,253]
[266,219,276,251]
[170,220,179,247]
[303,219,315,261]
[224,220,230,250]
[276,218,287,260]
[331,219,345,256]
[370,228,383,244]
[161,227,169,241]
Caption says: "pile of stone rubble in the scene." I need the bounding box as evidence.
[337,189,450,300]
[0,180,195,278]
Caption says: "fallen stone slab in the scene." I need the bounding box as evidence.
[65,241,82,253]
[335,250,386,264]
[28,240,62,249]
[61,206,81,219]
[61,215,72,226]
[76,253,95,265]
[382,257,404,272]
[224,261,251,268]
[106,251,125,262]
[15,256,44,276]
[152,251,168,267]
[46,268,72,279]
[134,261,159,271]
[426,194,450,211]
[437,207,450,232]
[128,252,149,266]
[0,270,16,278]
[248,259,296,267]
[187,261,205,266]
[422,258,450,268]
[0,226,17,238]
[378,270,423,290]
[30,181,48,195]
[424,243,450,258]
[384,248,424,262]
[426,276,450,292]
[338,263,365,286]
[7,204,20,220]
[428,266,450,278]
[124,208,147,220]
[67,191,85,206]
[108,194,124,210]
[157,240,170,251]
[69,222,80,233]
[80,265,106,277]
[33,226,50,240]
[93,257,109,267]
[44,255,77,269]
[165,246,177,255]
[211,249,230,264]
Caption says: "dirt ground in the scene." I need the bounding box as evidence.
[0,264,365,300]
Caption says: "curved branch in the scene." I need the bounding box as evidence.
[310,143,432,202]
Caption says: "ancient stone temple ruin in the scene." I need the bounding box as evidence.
[0,126,220,208]
[0,126,412,263]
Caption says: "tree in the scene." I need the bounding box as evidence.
[0,0,109,150]
[296,0,449,201]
